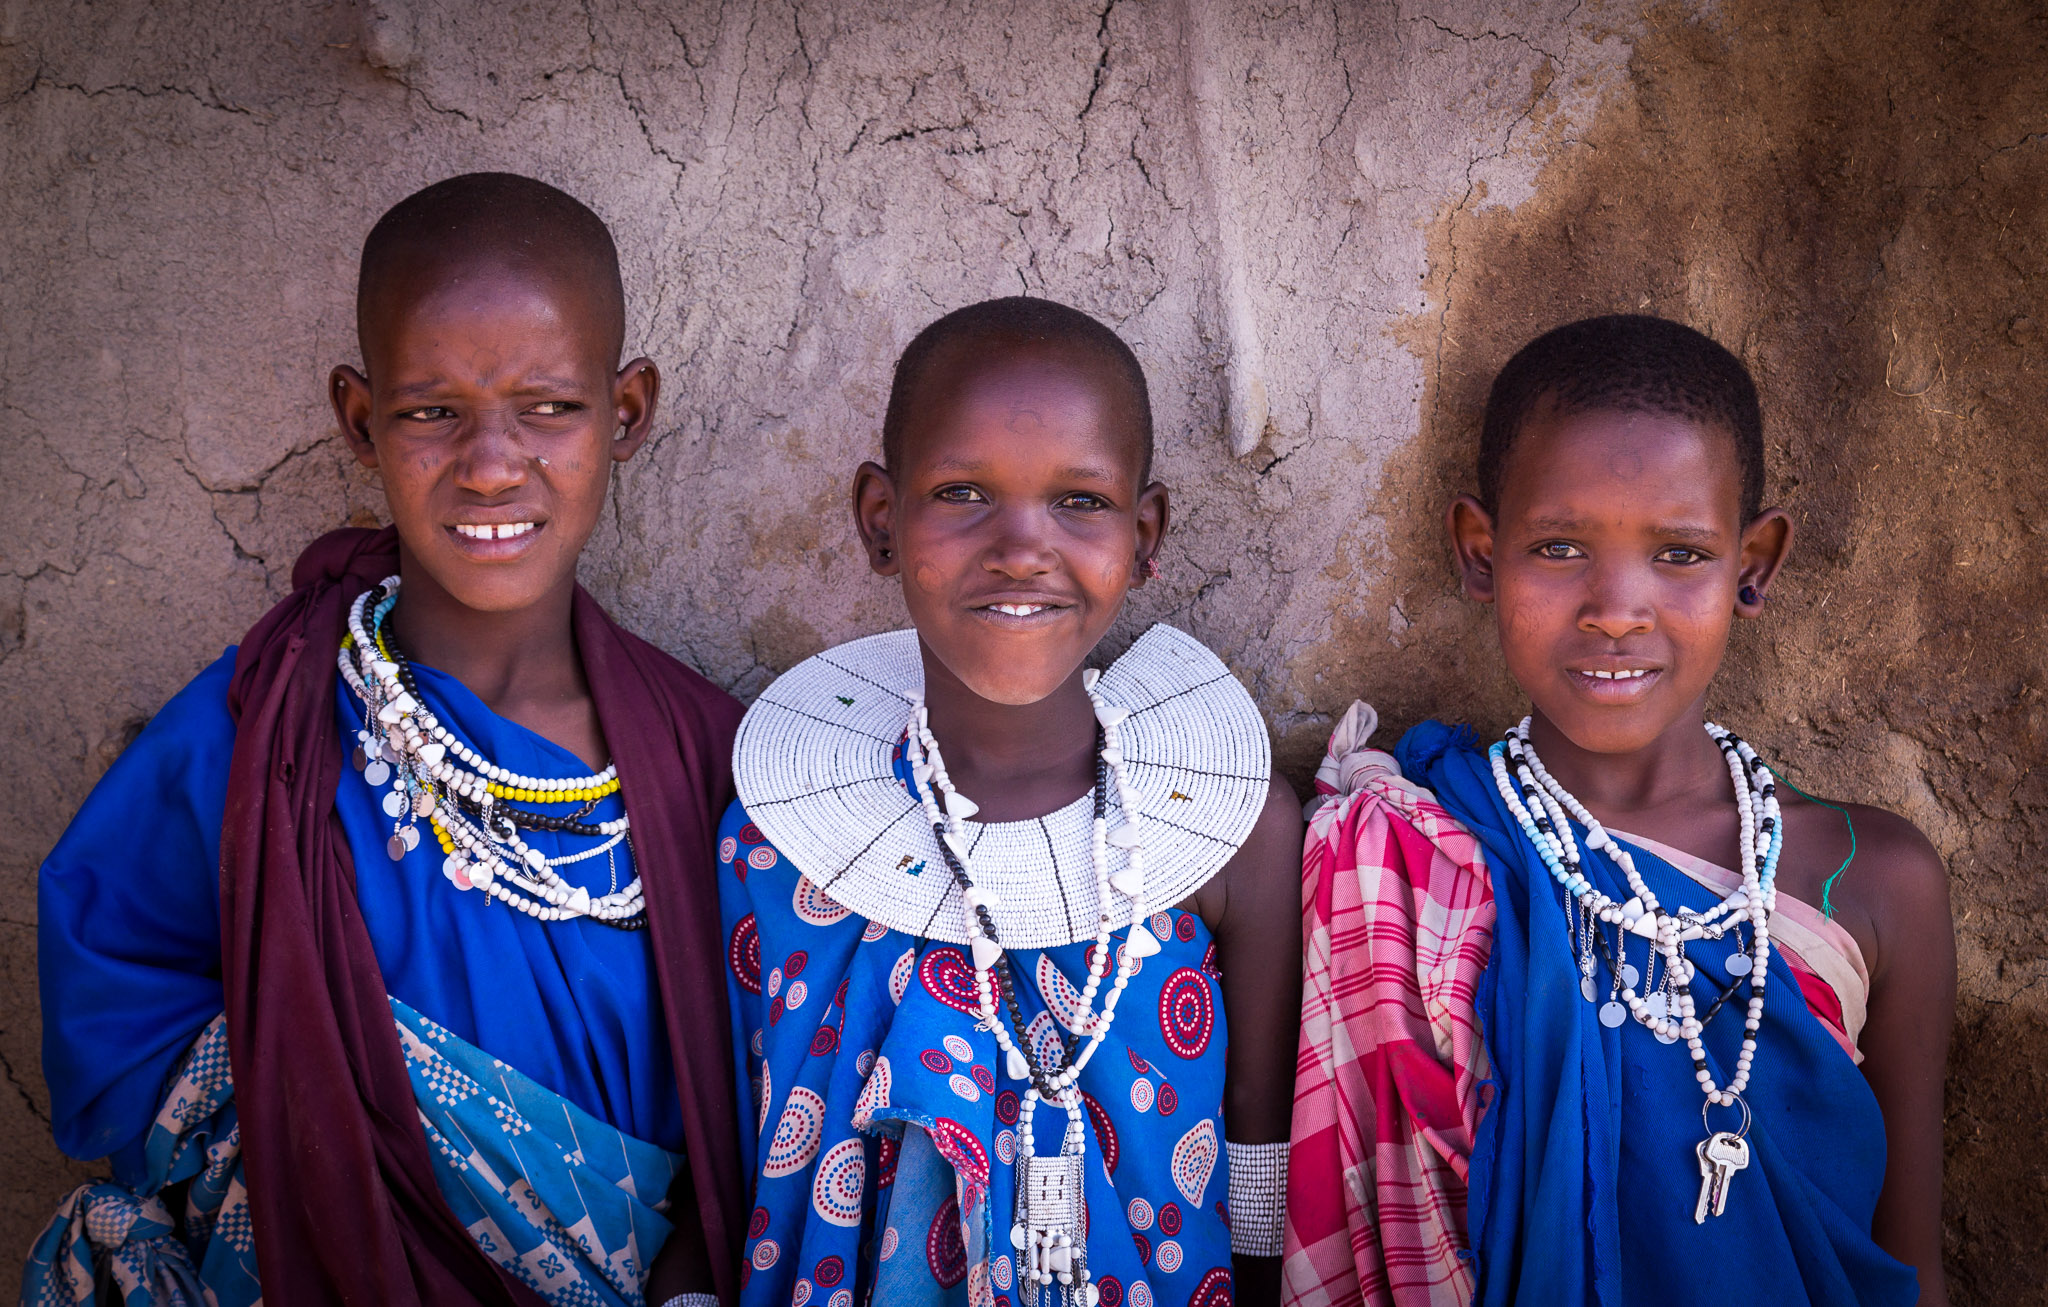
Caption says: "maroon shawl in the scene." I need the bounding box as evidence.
[220,526,745,1305]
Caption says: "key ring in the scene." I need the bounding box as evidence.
[1702,1091,1752,1140]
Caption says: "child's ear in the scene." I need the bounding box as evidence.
[331,366,378,469]
[1734,507,1794,617]
[610,358,661,463]
[1447,494,1498,603]
[1131,480,1171,588]
[852,460,901,577]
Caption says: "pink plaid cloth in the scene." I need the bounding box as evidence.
[1281,704,1494,1307]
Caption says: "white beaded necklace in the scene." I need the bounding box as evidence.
[903,667,1151,1307]
[1491,717,1781,1218]
[338,577,645,927]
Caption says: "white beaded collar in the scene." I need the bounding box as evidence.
[732,624,1272,949]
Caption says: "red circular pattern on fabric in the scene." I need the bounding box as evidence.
[995,1090,1020,1125]
[1216,1199,1230,1226]
[1131,1233,1151,1265]
[731,915,762,995]
[769,996,785,1026]
[1176,913,1198,942]
[919,1048,953,1076]
[1201,942,1222,980]
[835,979,851,1009]
[739,823,765,845]
[1079,1091,1120,1174]
[1127,1047,1152,1075]
[1157,1083,1179,1116]
[926,1119,990,1190]
[918,946,982,1015]
[1158,968,1216,1058]
[876,1135,900,1187]
[784,950,809,979]
[1096,1276,1124,1307]
[971,1063,996,1093]
[748,1206,770,1239]
[814,1256,844,1288]
[809,1026,839,1057]
[927,1197,968,1288]
[1158,1202,1182,1236]
[1190,1266,1234,1307]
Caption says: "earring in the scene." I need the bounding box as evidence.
[1141,556,1161,580]
[1739,584,1763,606]
[879,548,893,561]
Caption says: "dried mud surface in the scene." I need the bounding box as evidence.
[0,0,2040,1294]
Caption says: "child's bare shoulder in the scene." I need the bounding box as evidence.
[1787,794,1950,982]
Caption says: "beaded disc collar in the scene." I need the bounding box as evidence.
[732,624,1272,949]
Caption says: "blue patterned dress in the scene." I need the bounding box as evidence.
[719,792,1239,1307]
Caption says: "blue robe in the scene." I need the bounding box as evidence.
[719,797,1238,1307]
[40,648,683,1180]
[1395,723,1917,1307]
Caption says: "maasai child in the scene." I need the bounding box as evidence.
[718,297,1304,1307]
[31,174,745,1307]
[1282,315,1954,1307]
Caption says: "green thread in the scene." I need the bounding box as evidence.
[1763,762,1856,919]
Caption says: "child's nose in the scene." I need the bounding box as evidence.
[981,504,1059,577]
[454,415,530,497]
[1577,563,1655,638]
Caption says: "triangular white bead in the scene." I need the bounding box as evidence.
[564,886,592,916]
[971,936,1004,969]
[1094,703,1129,728]
[1626,913,1660,938]
[942,831,973,865]
[417,741,446,767]
[1007,1047,1031,1080]
[945,792,980,820]
[1105,822,1141,849]
[370,660,400,679]
[1124,925,1162,957]
[1109,867,1145,897]
[1081,668,1101,691]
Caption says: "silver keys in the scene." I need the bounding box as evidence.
[1693,1130,1751,1223]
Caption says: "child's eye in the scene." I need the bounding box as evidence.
[934,484,988,504]
[1058,492,1112,511]
[529,401,580,417]
[396,406,458,423]
[1656,546,1710,565]
[1534,541,1584,561]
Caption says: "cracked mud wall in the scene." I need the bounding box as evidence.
[0,0,2040,1293]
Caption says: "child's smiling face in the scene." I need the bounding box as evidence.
[332,258,655,615]
[1451,398,1791,754]
[859,341,1165,706]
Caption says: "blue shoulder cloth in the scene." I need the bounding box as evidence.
[1399,723,1916,1307]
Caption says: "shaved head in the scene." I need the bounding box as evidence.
[356,172,625,366]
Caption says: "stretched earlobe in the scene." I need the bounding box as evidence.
[1739,585,1763,607]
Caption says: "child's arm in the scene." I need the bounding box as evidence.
[1192,776,1307,1307]
[1839,806,1956,1307]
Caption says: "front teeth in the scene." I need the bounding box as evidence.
[455,522,537,540]
[1588,669,1650,680]
[989,603,1048,617]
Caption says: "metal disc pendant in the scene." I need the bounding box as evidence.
[382,790,407,818]
[1621,963,1641,989]
[352,745,368,772]
[1645,992,1668,1020]
[1580,974,1598,1002]
[363,759,391,787]
[400,824,420,851]
[1599,1001,1627,1029]
[1725,952,1753,976]
[387,834,408,861]
[1010,1224,1029,1250]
